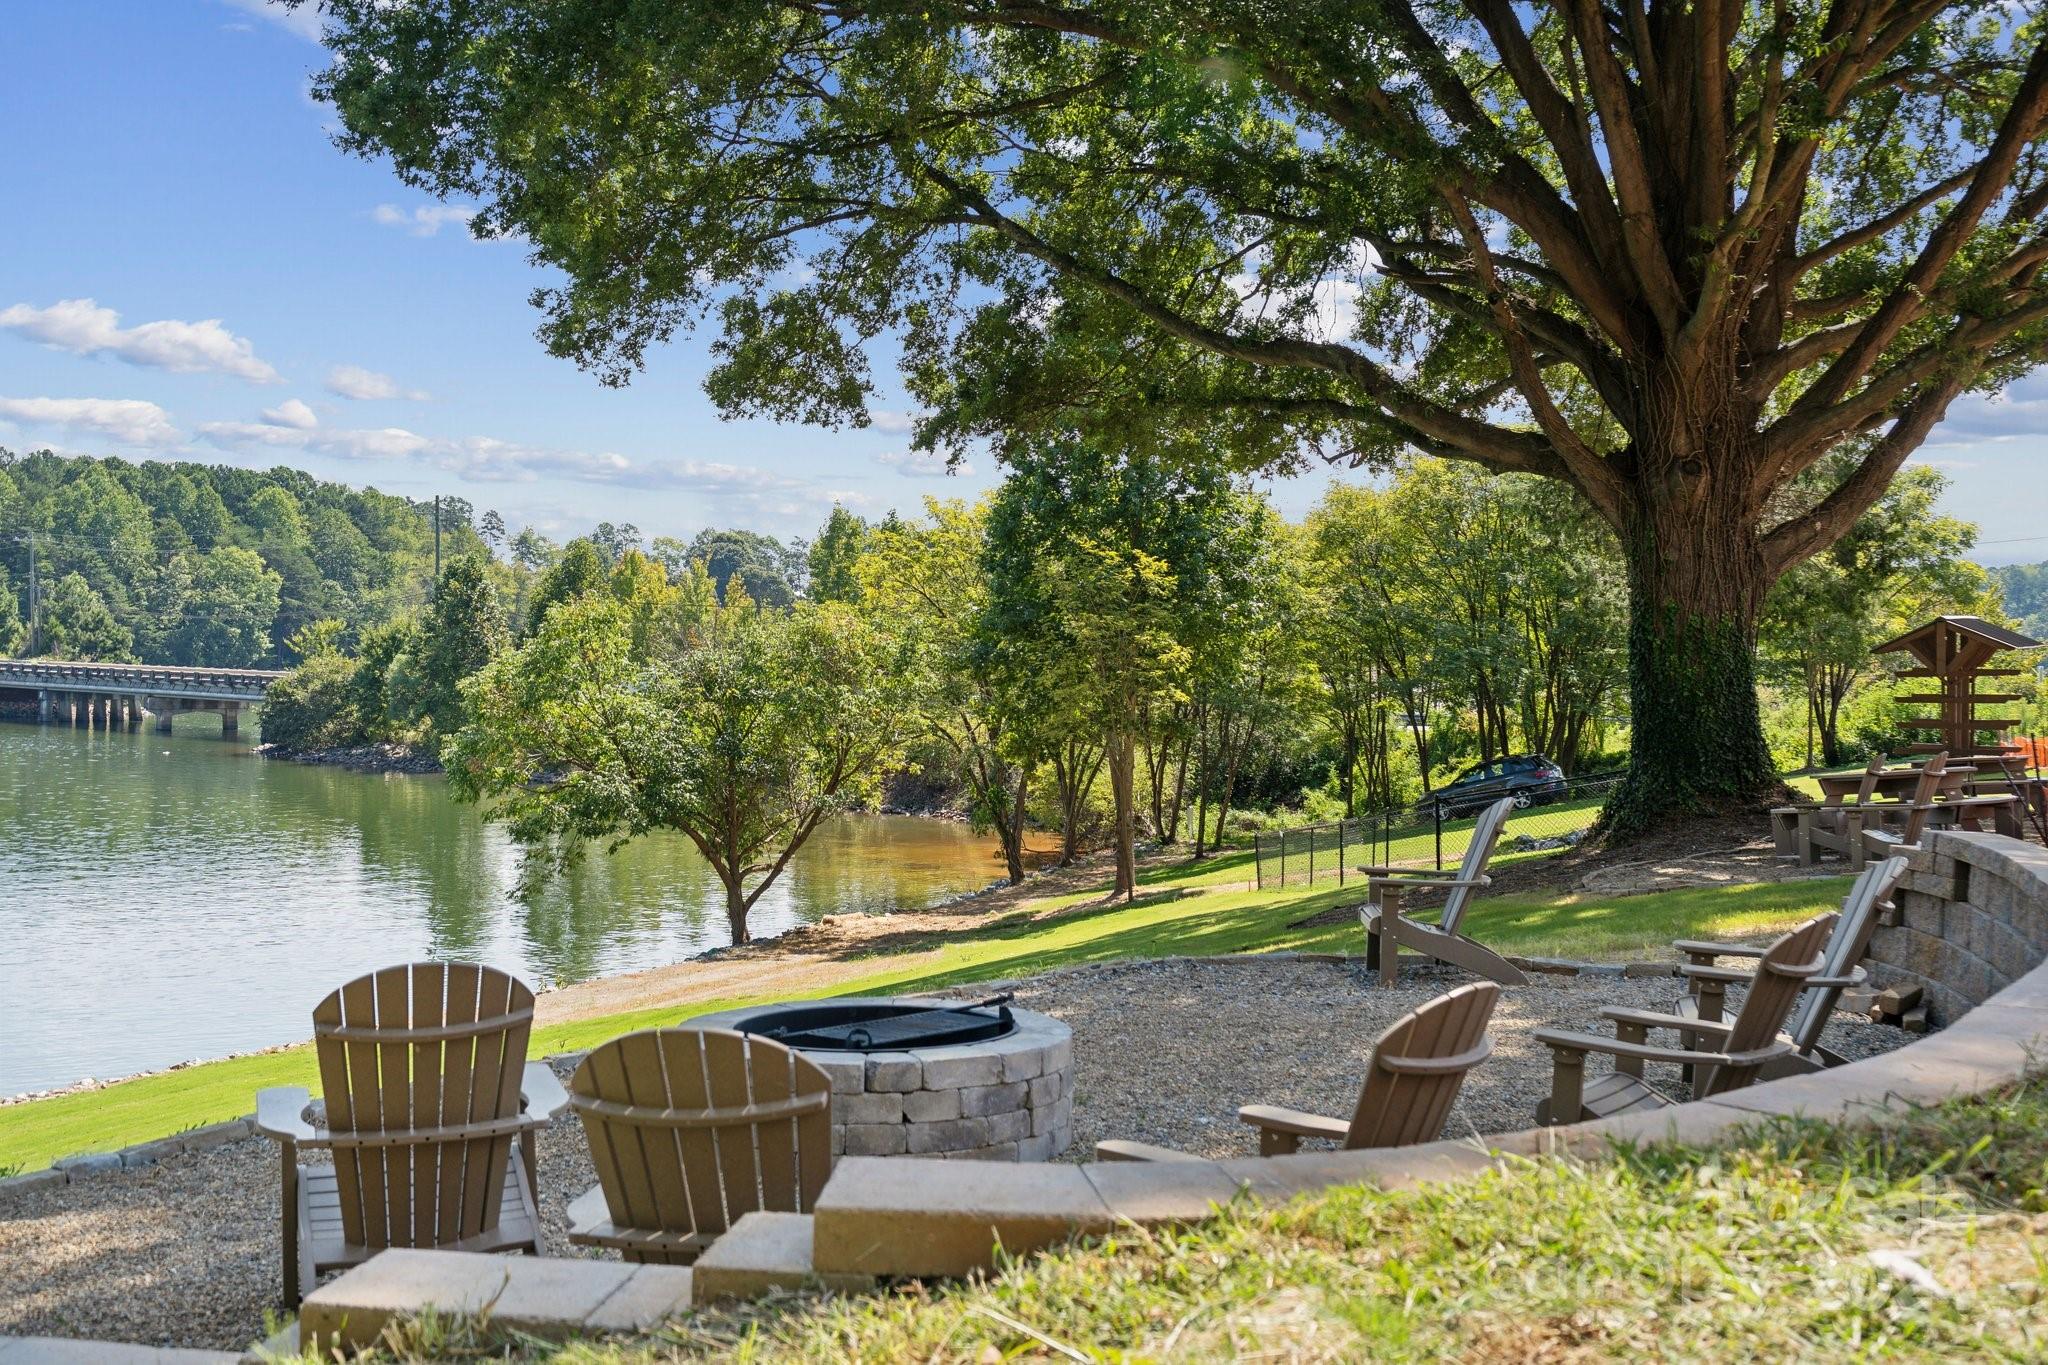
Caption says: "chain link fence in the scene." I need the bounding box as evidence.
[1254,772,1626,890]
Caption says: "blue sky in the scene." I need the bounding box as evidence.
[1,1,2044,560]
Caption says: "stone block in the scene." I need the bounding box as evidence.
[1016,1131,1058,1163]
[302,1248,640,1351]
[1028,1072,1064,1108]
[582,1264,698,1331]
[810,1157,1114,1277]
[864,1054,922,1092]
[1902,897,1946,937]
[1083,1157,1242,1223]
[946,1141,1020,1161]
[986,1108,1032,1144]
[52,1151,123,1176]
[959,1081,1028,1117]
[180,1118,254,1153]
[829,1124,847,1157]
[814,1057,866,1095]
[0,1338,238,1363]
[906,1116,990,1154]
[690,1211,874,1303]
[122,1136,189,1168]
[999,1044,1047,1083]
[1032,1102,1059,1137]
[842,1122,910,1157]
[1622,961,1678,979]
[1044,1035,1074,1078]
[902,1088,962,1123]
[0,1167,66,1201]
[836,1092,905,1126]
[917,1050,1001,1090]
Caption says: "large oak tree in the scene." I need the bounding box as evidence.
[307,0,2048,832]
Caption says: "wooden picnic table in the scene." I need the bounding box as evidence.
[1813,766,1970,804]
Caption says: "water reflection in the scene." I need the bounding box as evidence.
[0,723,1021,1094]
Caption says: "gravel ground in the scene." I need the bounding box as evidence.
[0,957,1918,1351]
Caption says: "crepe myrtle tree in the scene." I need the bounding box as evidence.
[308,0,2048,834]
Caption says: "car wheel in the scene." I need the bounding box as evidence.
[1512,791,1534,809]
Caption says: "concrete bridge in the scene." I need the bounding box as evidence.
[0,659,284,736]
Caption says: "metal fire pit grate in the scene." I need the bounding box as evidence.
[738,994,1016,1052]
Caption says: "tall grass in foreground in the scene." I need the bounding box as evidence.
[304,1077,2048,1363]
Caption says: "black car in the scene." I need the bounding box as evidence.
[1426,754,1567,818]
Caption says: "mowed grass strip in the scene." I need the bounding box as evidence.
[0,854,1850,1172]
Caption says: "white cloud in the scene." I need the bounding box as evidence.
[216,0,322,39]
[197,418,809,496]
[0,395,181,447]
[261,397,318,429]
[372,202,481,238]
[325,364,427,401]
[0,298,280,383]
[876,449,968,478]
[868,409,922,434]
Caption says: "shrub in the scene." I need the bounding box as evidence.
[260,651,363,751]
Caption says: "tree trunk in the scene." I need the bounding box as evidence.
[1002,764,1028,883]
[723,877,751,945]
[1602,510,1778,837]
[1108,729,1137,898]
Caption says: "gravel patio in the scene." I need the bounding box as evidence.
[0,956,1918,1351]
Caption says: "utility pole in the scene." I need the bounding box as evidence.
[25,530,39,656]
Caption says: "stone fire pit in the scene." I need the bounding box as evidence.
[686,995,1075,1161]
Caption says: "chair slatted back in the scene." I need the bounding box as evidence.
[310,962,535,1252]
[1347,982,1500,1148]
[1441,798,1516,934]
[1850,753,1888,805]
[1785,857,1907,1050]
[570,1027,833,1264]
[1896,752,1950,845]
[1703,914,1835,1095]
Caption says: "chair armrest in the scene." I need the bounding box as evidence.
[254,1086,319,1145]
[1670,939,1767,961]
[1677,962,1762,985]
[1806,970,1867,989]
[1237,1104,1352,1141]
[521,1061,570,1120]
[1365,875,1490,891]
[567,1183,610,1238]
[1533,1028,1736,1069]
[1598,1007,1734,1038]
[1095,1139,1208,1163]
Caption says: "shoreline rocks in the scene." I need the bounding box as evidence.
[256,741,442,775]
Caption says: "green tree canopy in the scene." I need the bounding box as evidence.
[309,0,2048,835]
[807,505,868,605]
[38,573,134,662]
[446,592,910,942]
[168,545,284,668]
[524,538,609,635]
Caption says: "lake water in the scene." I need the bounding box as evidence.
[0,723,1022,1095]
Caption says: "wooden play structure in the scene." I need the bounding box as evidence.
[1875,615,2043,760]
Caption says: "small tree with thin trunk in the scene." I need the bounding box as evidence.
[310,0,2048,836]
[1042,540,1192,898]
[445,587,910,944]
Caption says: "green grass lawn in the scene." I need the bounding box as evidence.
[0,849,1852,1174]
[298,1077,2048,1362]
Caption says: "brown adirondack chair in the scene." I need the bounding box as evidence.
[1534,913,1834,1124]
[254,962,569,1307]
[1670,855,1907,1079]
[1859,752,1951,861]
[1362,797,1526,986]
[566,1027,834,1264]
[1772,752,1887,863]
[1097,981,1500,1161]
